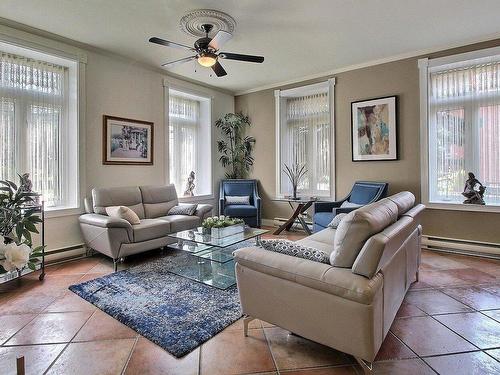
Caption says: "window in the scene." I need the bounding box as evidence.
[275,80,335,197]
[168,89,212,197]
[421,49,500,208]
[0,47,79,210]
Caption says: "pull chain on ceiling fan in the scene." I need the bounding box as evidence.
[149,23,264,77]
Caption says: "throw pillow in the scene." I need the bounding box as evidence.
[168,204,198,216]
[340,201,362,209]
[105,206,141,225]
[260,239,330,264]
[225,195,250,205]
[327,213,347,229]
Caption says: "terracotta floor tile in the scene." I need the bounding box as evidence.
[18,274,83,294]
[371,358,435,375]
[408,280,433,290]
[0,344,65,375]
[481,309,500,322]
[125,337,199,375]
[481,284,500,296]
[395,301,426,318]
[0,290,60,315]
[0,314,36,344]
[445,268,498,285]
[374,332,416,361]
[46,339,136,375]
[44,292,97,313]
[485,348,500,361]
[87,261,115,274]
[224,317,263,331]
[420,253,468,270]
[452,255,500,277]
[390,316,476,356]
[424,351,500,375]
[282,366,358,375]
[442,286,500,310]
[6,311,93,345]
[200,328,275,375]
[264,327,351,371]
[404,290,473,314]
[434,312,500,349]
[418,269,472,287]
[73,310,138,342]
[76,272,109,283]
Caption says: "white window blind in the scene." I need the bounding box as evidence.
[280,92,330,196]
[428,58,500,205]
[169,94,200,195]
[0,52,68,207]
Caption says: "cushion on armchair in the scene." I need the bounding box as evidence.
[260,239,330,264]
[224,204,257,217]
[225,195,251,205]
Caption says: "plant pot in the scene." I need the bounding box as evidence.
[210,223,245,239]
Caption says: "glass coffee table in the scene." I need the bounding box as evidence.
[166,227,268,289]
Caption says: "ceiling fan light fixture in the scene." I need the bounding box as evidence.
[197,52,217,67]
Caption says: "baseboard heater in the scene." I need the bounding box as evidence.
[422,235,500,259]
[270,217,313,232]
[44,243,87,265]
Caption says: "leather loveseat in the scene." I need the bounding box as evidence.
[79,185,212,270]
[234,191,424,373]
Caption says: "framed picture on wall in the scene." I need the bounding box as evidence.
[351,96,398,161]
[103,115,154,165]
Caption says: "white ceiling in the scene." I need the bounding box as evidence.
[1,0,500,94]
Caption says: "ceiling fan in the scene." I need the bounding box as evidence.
[149,24,264,77]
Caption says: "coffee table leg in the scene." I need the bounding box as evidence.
[273,203,304,235]
[255,235,262,246]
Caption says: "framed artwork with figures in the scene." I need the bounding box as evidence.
[103,115,154,165]
[351,96,398,161]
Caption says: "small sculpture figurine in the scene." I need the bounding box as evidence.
[183,171,196,197]
[19,173,32,193]
[462,172,486,205]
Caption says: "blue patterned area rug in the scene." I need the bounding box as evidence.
[68,243,251,358]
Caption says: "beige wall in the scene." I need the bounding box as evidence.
[46,50,233,251]
[235,40,500,243]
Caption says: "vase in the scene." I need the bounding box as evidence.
[292,185,298,200]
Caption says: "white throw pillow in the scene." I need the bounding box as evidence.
[340,201,362,209]
[225,195,250,205]
[327,213,347,229]
[105,206,141,225]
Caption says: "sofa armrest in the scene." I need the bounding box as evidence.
[79,213,132,230]
[194,203,213,220]
[233,247,382,304]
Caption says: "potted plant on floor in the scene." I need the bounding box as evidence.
[0,177,44,276]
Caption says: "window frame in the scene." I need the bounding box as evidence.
[419,46,500,213]
[0,38,85,217]
[165,83,213,202]
[274,78,336,199]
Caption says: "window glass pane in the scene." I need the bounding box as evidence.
[479,105,500,204]
[0,98,16,181]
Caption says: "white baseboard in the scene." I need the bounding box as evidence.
[262,219,277,227]
[422,235,500,259]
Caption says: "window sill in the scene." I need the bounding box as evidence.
[179,195,214,203]
[426,201,500,213]
[44,206,84,218]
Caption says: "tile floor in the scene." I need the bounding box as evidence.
[0,227,499,375]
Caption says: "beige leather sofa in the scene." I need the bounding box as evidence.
[79,185,212,270]
[234,192,424,373]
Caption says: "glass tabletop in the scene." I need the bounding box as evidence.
[168,227,268,248]
[270,196,324,203]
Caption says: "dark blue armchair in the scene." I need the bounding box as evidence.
[313,181,388,232]
[219,179,261,227]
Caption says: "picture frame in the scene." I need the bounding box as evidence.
[102,115,154,165]
[351,95,398,161]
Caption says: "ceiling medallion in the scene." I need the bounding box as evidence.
[180,9,236,38]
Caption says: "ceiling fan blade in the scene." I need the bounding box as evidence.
[212,61,227,77]
[161,56,197,68]
[219,52,264,63]
[149,37,195,52]
[208,30,232,50]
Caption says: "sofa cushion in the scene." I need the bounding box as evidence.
[331,198,398,268]
[327,213,347,229]
[105,206,141,225]
[296,227,336,255]
[313,212,335,228]
[132,219,171,242]
[233,246,383,304]
[92,186,145,219]
[140,185,179,218]
[168,204,197,216]
[158,215,200,233]
[224,204,257,218]
[387,191,415,217]
[260,239,330,264]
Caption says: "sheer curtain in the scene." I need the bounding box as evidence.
[281,92,330,196]
[169,95,199,196]
[429,59,500,205]
[0,52,66,207]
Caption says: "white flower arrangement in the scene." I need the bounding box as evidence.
[0,235,32,272]
[201,216,244,229]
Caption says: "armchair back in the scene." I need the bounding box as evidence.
[348,181,388,205]
[220,179,257,205]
